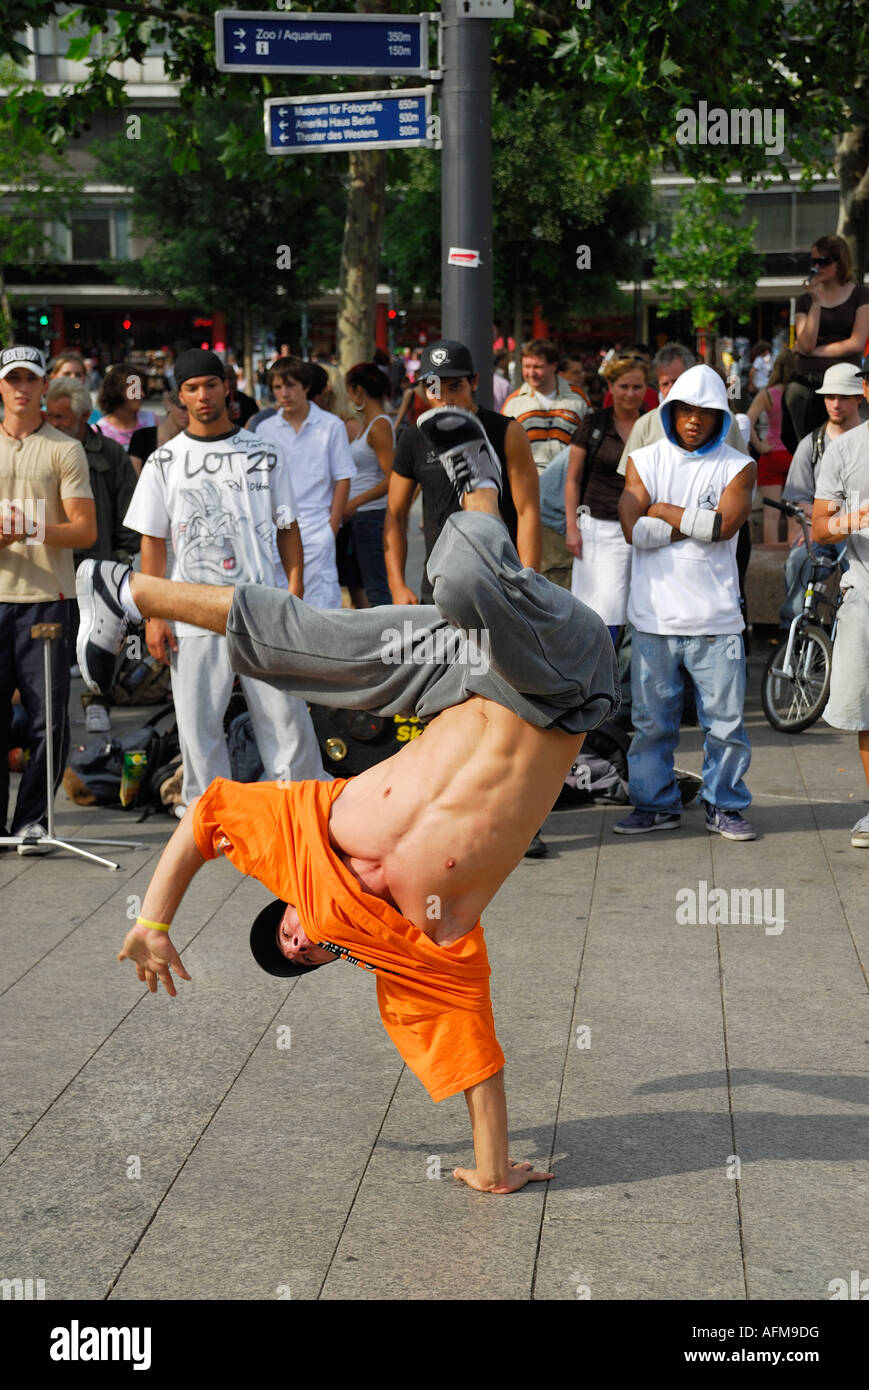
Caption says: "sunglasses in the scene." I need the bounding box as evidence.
[811,255,835,267]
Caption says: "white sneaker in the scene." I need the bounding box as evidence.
[84,703,112,734]
[417,407,502,499]
[850,812,869,847]
[16,823,50,855]
[76,559,132,694]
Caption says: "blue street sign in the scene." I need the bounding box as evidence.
[215,11,433,77]
[264,89,434,156]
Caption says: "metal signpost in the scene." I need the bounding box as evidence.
[214,6,514,400]
[441,0,494,405]
[264,89,433,157]
[215,10,434,78]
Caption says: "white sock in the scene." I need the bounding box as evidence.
[119,572,142,621]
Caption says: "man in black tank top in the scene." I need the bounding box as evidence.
[385,340,547,856]
[385,339,541,605]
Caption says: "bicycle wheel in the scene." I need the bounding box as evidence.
[761,623,833,733]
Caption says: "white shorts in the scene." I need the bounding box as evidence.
[823,587,869,731]
[570,515,631,627]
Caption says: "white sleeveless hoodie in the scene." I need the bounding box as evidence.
[627,366,749,636]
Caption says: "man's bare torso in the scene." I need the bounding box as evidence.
[328,695,583,945]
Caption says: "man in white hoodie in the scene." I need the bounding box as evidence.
[615,366,758,840]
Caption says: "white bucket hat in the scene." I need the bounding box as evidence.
[815,362,865,395]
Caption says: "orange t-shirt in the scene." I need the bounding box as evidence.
[193,777,505,1102]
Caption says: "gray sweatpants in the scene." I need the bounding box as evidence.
[225,512,620,735]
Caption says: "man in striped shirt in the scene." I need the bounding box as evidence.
[501,338,590,472]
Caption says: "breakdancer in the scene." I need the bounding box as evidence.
[76,408,619,1193]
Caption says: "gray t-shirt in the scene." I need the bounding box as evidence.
[814,423,869,597]
[783,420,864,505]
[782,430,823,505]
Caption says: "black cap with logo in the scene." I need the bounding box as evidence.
[418,340,475,379]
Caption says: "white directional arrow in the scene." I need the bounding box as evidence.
[279,134,290,142]
[234,42,246,52]
[233,27,245,37]
[278,107,290,114]
[278,120,289,129]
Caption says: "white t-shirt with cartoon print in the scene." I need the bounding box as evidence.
[124,426,298,636]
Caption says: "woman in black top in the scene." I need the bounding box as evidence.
[786,234,869,440]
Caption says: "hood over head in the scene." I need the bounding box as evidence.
[661,364,731,454]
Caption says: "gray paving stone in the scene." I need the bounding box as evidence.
[0,641,866,1301]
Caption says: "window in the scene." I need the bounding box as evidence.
[71,216,112,261]
[795,193,840,250]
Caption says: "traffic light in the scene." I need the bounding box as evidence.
[122,318,132,331]
[38,312,49,328]
[387,308,397,320]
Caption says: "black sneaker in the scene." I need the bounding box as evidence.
[76,559,132,695]
[417,407,502,500]
[524,832,548,858]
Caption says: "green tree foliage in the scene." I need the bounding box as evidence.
[0,63,81,345]
[652,183,764,335]
[90,96,346,370]
[384,86,654,340]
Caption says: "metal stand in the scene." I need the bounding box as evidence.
[0,623,145,870]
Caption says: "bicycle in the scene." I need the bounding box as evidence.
[759,498,843,733]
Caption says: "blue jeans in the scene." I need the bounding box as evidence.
[629,631,751,813]
[349,508,392,606]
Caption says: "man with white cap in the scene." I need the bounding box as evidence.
[779,362,865,626]
[0,346,96,849]
[810,357,869,847]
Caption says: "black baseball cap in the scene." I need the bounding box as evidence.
[419,340,475,379]
[249,899,328,979]
[174,348,226,389]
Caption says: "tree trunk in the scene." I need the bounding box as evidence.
[835,124,869,284]
[512,277,523,384]
[337,147,387,371]
[336,0,390,372]
[243,307,253,399]
[0,268,12,347]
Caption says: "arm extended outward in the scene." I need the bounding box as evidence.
[117,806,204,995]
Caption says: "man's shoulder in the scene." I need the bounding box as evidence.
[33,422,88,470]
[555,376,589,407]
[627,409,662,446]
[393,424,425,473]
[501,384,529,410]
[306,400,335,427]
[820,423,869,472]
[38,421,86,452]
[233,425,278,448]
[86,425,130,463]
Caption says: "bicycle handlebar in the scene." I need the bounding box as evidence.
[763,497,802,517]
[762,496,813,549]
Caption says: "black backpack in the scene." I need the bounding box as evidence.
[63,706,180,815]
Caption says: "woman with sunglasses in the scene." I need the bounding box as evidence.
[787,235,869,440]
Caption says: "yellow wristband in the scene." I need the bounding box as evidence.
[136,916,171,933]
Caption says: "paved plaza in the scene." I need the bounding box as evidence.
[1,623,867,1303]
